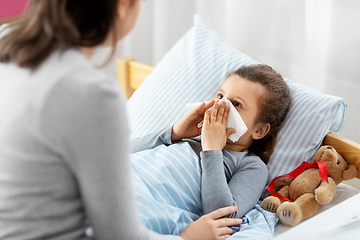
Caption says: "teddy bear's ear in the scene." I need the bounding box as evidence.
[310,146,328,163]
[342,164,358,181]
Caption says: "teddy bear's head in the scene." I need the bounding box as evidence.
[310,145,357,185]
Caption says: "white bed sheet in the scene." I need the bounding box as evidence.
[274,183,360,237]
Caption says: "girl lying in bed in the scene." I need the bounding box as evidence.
[131,64,291,219]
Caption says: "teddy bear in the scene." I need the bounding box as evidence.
[261,145,358,226]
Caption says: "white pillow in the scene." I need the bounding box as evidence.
[127,14,347,184]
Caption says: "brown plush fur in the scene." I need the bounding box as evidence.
[261,145,358,226]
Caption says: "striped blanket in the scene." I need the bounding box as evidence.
[130,142,277,239]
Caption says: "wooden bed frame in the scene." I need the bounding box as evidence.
[117,57,360,179]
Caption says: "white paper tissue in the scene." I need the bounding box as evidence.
[184,97,248,142]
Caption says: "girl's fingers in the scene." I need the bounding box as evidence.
[218,227,236,236]
[219,234,231,240]
[215,217,242,228]
[195,100,216,116]
[207,206,238,220]
[211,102,218,121]
[194,102,206,114]
[226,128,236,138]
[222,106,230,125]
[204,109,210,125]
[203,99,216,110]
[196,99,216,115]
[217,101,226,122]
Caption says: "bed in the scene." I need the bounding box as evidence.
[117,14,360,239]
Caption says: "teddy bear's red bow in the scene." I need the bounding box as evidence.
[268,161,328,202]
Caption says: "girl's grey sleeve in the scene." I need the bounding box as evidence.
[130,127,173,153]
[200,151,268,218]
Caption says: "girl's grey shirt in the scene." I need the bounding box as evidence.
[0,47,181,240]
[130,127,268,218]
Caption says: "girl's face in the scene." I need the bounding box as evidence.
[216,75,270,151]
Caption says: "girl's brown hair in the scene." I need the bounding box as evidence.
[0,0,130,69]
[229,64,291,164]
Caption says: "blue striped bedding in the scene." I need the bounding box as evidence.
[130,142,277,239]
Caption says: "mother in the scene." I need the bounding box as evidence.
[0,0,240,239]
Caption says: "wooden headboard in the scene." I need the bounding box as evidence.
[117,57,154,99]
[116,57,360,179]
[324,133,360,178]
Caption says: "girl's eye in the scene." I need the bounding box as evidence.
[232,101,242,108]
[217,94,223,99]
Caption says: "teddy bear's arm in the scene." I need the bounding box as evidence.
[314,177,336,205]
[277,185,290,200]
[274,177,295,192]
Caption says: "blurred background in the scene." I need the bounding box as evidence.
[1,0,359,188]
[0,0,28,23]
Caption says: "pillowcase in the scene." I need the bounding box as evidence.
[126,14,347,184]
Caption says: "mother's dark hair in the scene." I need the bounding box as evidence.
[229,64,291,164]
[0,0,133,69]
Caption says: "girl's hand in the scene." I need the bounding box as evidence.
[201,101,235,151]
[179,206,242,240]
[172,99,217,142]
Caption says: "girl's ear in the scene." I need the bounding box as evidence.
[252,123,270,140]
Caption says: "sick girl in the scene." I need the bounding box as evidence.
[131,64,291,218]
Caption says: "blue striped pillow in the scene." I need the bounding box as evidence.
[127,14,347,184]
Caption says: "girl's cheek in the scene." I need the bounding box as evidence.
[240,115,251,130]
